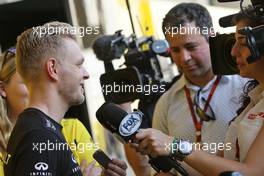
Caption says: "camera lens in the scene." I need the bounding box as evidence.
[209,33,239,75]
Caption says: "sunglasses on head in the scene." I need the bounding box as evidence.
[7,47,16,54]
[193,90,216,122]
[2,47,16,65]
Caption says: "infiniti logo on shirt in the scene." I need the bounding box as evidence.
[71,153,77,164]
[35,162,49,171]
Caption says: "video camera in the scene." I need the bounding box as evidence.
[92,30,170,104]
[209,0,264,75]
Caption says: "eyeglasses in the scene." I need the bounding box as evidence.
[193,90,216,121]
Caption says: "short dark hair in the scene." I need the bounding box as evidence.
[162,3,213,40]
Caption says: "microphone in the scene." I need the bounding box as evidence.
[92,35,115,62]
[96,102,145,143]
[96,102,188,175]
[92,31,126,62]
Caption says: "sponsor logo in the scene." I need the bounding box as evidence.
[35,162,49,171]
[119,112,142,136]
[71,153,77,164]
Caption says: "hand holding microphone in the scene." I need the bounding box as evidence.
[96,102,189,175]
[131,128,174,157]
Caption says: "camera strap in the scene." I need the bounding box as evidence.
[184,76,221,142]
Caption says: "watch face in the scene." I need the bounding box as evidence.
[179,141,192,154]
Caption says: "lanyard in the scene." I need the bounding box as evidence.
[184,76,221,142]
[236,139,240,161]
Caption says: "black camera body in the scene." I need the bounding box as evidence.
[209,0,264,75]
[93,30,170,103]
[209,33,239,75]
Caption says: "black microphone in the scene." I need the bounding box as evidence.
[92,31,125,63]
[96,102,188,175]
[92,35,115,62]
[96,102,145,143]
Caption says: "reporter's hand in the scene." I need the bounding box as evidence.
[131,128,173,157]
[102,158,127,176]
[80,160,102,176]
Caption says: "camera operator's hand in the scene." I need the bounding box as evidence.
[102,158,127,176]
[131,128,173,157]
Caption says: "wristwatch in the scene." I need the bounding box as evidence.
[169,138,193,161]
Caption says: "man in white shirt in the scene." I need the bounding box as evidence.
[125,3,248,175]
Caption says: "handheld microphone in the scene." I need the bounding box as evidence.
[96,102,145,143]
[92,35,115,62]
[96,102,188,175]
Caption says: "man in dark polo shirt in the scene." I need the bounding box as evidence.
[4,22,127,176]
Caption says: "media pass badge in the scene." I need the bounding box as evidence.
[119,111,143,136]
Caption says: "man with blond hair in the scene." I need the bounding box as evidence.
[4,22,127,176]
